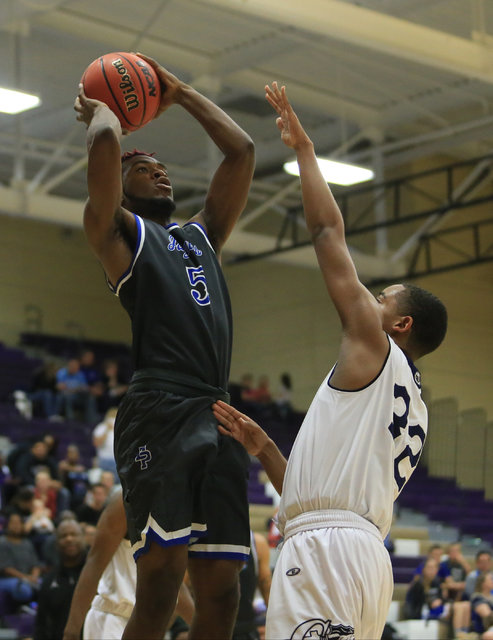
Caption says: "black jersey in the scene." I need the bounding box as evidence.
[110,215,232,389]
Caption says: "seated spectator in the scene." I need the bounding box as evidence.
[28,361,59,419]
[34,519,87,640]
[13,439,59,487]
[79,349,104,409]
[404,558,450,621]
[87,457,104,486]
[440,542,471,601]
[0,513,42,608]
[56,357,98,423]
[239,373,257,404]
[100,469,120,499]
[99,358,129,412]
[24,498,55,560]
[75,483,108,527]
[252,375,272,405]
[414,543,445,578]
[275,372,293,419]
[465,551,492,600]
[33,470,58,521]
[58,444,88,509]
[471,572,493,639]
[5,486,35,521]
[92,407,118,479]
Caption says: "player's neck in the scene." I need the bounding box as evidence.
[124,195,176,226]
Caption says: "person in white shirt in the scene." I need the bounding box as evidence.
[213,83,448,640]
[92,407,118,479]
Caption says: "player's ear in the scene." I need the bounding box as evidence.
[393,315,413,334]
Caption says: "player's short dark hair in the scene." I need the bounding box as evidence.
[397,284,447,357]
[476,550,492,560]
[121,149,156,164]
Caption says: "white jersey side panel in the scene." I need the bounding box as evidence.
[91,538,136,611]
[278,338,427,538]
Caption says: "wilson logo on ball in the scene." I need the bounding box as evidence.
[81,51,161,132]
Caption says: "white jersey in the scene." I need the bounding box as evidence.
[89,538,135,620]
[278,337,427,538]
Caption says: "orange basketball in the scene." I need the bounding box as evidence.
[81,52,161,132]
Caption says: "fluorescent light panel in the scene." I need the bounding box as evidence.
[0,87,41,114]
[284,157,374,186]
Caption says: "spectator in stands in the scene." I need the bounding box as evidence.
[28,361,60,419]
[34,519,87,640]
[413,543,445,578]
[240,373,257,404]
[33,470,58,521]
[4,487,35,521]
[471,572,493,639]
[100,469,120,499]
[87,456,104,486]
[404,557,452,621]
[56,357,98,423]
[75,483,108,527]
[465,551,493,600]
[24,498,55,560]
[79,349,104,410]
[99,358,129,412]
[274,372,293,419]
[0,513,42,607]
[58,444,88,509]
[92,407,118,479]
[43,433,59,460]
[440,542,471,601]
[13,439,59,487]
[252,375,272,406]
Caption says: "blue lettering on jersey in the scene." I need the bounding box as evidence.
[135,445,152,470]
[167,236,202,259]
[186,266,211,306]
[290,619,355,639]
[389,383,426,493]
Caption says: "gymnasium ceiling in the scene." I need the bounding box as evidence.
[1,0,493,282]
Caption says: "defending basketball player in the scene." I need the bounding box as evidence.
[74,55,255,640]
[213,83,448,640]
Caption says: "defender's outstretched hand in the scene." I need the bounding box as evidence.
[265,82,311,150]
[213,400,269,457]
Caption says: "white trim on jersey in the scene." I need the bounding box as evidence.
[184,221,215,253]
[113,214,146,297]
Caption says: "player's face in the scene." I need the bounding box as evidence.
[375,284,406,333]
[123,156,174,202]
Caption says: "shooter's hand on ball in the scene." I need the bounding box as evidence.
[135,52,184,118]
[265,82,312,150]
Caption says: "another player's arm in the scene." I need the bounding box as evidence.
[74,85,136,285]
[266,84,388,388]
[213,400,287,495]
[62,492,126,640]
[254,532,272,605]
[138,54,255,254]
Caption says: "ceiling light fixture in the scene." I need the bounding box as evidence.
[283,157,374,186]
[0,87,41,114]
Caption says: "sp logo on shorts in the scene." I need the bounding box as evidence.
[135,445,152,470]
[290,619,355,640]
[286,567,301,576]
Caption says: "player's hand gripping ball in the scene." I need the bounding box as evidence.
[81,52,161,132]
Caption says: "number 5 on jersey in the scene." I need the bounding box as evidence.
[186,266,211,306]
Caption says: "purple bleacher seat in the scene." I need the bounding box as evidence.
[390,555,425,569]
[392,566,415,584]
[3,612,35,638]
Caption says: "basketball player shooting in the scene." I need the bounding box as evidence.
[213,83,448,640]
[74,55,255,640]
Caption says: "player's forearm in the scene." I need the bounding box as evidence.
[257,438,287,496]
[175,84,254,157]
[296,141,345,239]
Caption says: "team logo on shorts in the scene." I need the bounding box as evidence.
[286,567,301,576]
[135,445,152,470]
[290,619,354,640]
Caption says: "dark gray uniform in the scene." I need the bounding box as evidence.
[110,215,250,561]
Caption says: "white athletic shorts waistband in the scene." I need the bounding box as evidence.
[91,594,133,620]
[283,509,382,542]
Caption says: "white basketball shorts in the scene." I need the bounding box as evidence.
[83,608,128,640]
[266,510,393,640]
